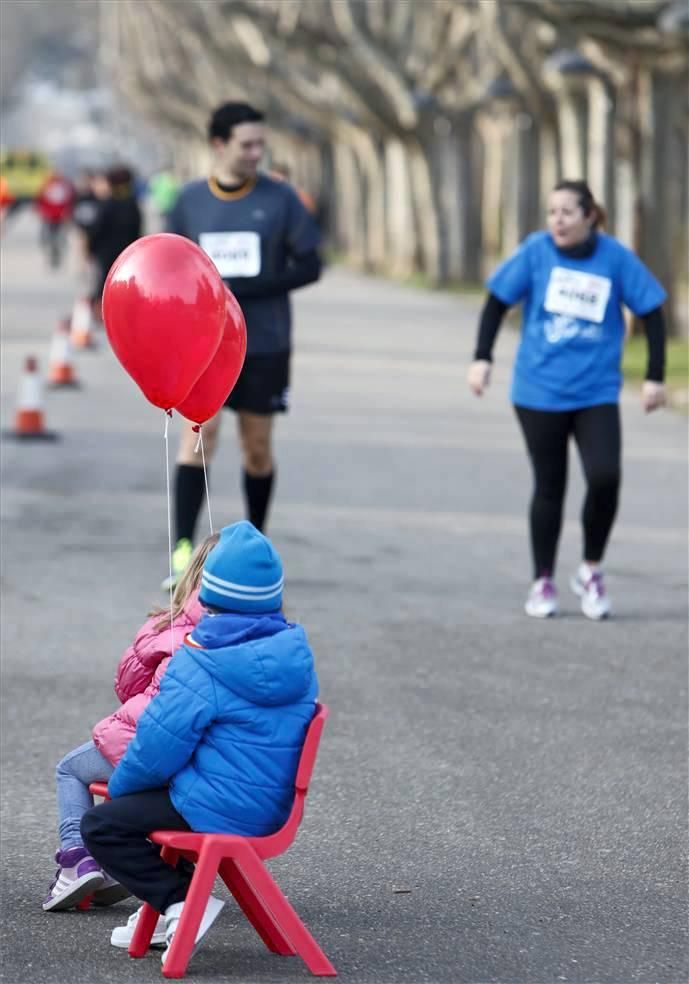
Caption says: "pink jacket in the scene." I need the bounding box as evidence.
[92,592,203,766]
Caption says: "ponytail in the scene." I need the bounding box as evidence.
[554,179,606,229]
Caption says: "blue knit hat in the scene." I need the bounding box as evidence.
[199,521,284,614]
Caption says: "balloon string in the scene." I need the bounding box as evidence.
[164,411,175,656]
[195,427,214,535]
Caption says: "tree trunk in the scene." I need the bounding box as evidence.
[587,76,615,227]
[477,115,504,271]
[349,128,387,271]
[539,122,560,212]
[383,139,416,278]
[333,140,366,265]
[407,138,441,282]
[557,89,589,179]
[502,111,540,254]
[643,69,682,335]
[429,113,482,283]
[318,141,336,239]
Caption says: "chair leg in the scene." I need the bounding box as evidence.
[219,858,295,956]
[162,845,219,980]
[239,852,336,976]
[129,902,162,958]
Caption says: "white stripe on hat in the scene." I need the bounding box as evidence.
[202,570,284,595]
[201,572,284,601]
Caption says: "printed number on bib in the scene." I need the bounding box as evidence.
[544,267,611,324]
[199,232,261,278]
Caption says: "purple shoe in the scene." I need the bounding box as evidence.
[42,846,105,912]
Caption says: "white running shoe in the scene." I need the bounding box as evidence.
[161,895,225,966]
[525,577,558,618]
[570,564,611,620]
[110,905,167,948]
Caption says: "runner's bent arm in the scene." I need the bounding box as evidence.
[641,306,665,382]
[474,293,510,362]
[227,247,322,300]
[231,184,321,299]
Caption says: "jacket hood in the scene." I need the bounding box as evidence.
[185,612,315,706]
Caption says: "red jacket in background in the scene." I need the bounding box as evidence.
[35,174,75,223]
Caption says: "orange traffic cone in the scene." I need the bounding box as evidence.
[70,297,96,349]
[3,356,58,441]
[47,319,81,388]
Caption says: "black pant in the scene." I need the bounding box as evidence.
[81,789,193,913]
[514,403,621,578]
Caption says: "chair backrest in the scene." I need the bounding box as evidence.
[253,702,328,858]
[295,702,328,792]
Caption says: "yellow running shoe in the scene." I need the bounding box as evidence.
[160,537,193,592]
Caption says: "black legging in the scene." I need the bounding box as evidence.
[515,403,621,578]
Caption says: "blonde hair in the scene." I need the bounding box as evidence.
[149,532,220,631]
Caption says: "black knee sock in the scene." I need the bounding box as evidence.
[242,471,274,532]
[175,464,208,543]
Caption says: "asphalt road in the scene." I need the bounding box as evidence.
[1,212,687,984]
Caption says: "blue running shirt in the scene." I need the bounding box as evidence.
[487,232,666,410]
[168,174,321,355]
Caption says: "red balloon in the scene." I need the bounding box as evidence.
[176,288,247,426]
[103,234,226,410]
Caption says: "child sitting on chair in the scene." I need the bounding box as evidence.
[81,521,319,964]
[43,532,219,912]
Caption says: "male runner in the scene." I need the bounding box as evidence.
[163,102,322,589]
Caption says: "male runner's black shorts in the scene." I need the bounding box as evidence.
[224,352,290,415]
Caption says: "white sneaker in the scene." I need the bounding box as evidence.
[162,895,225,966]
[570,564,611,620]
[525,577,558,618]
[110,905,167,948]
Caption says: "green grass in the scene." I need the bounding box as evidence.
[623,336,689,412]
[622,336,689,381]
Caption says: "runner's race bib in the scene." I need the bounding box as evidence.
[544,267,611,324]
[199,231,261,278]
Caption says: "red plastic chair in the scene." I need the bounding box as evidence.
[90,702,335,979]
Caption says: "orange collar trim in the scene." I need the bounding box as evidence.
[208,176,256,201]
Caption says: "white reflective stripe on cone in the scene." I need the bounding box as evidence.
[18,372,44,411]
[49,332,72,366]
[71,299,92,332]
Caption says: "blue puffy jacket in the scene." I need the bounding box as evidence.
[108,612,318,835]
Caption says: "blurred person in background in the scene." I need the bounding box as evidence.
[0,175,15,233]
[148,167,180,221]
[73,170,102,241]
[73,170,105,278]
[267,161,318,216]
[467,179,667,622]
[35,171,75,268]
[87,166,142,321]
[162,101,322,590]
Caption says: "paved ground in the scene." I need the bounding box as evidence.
[1,212,687,984]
